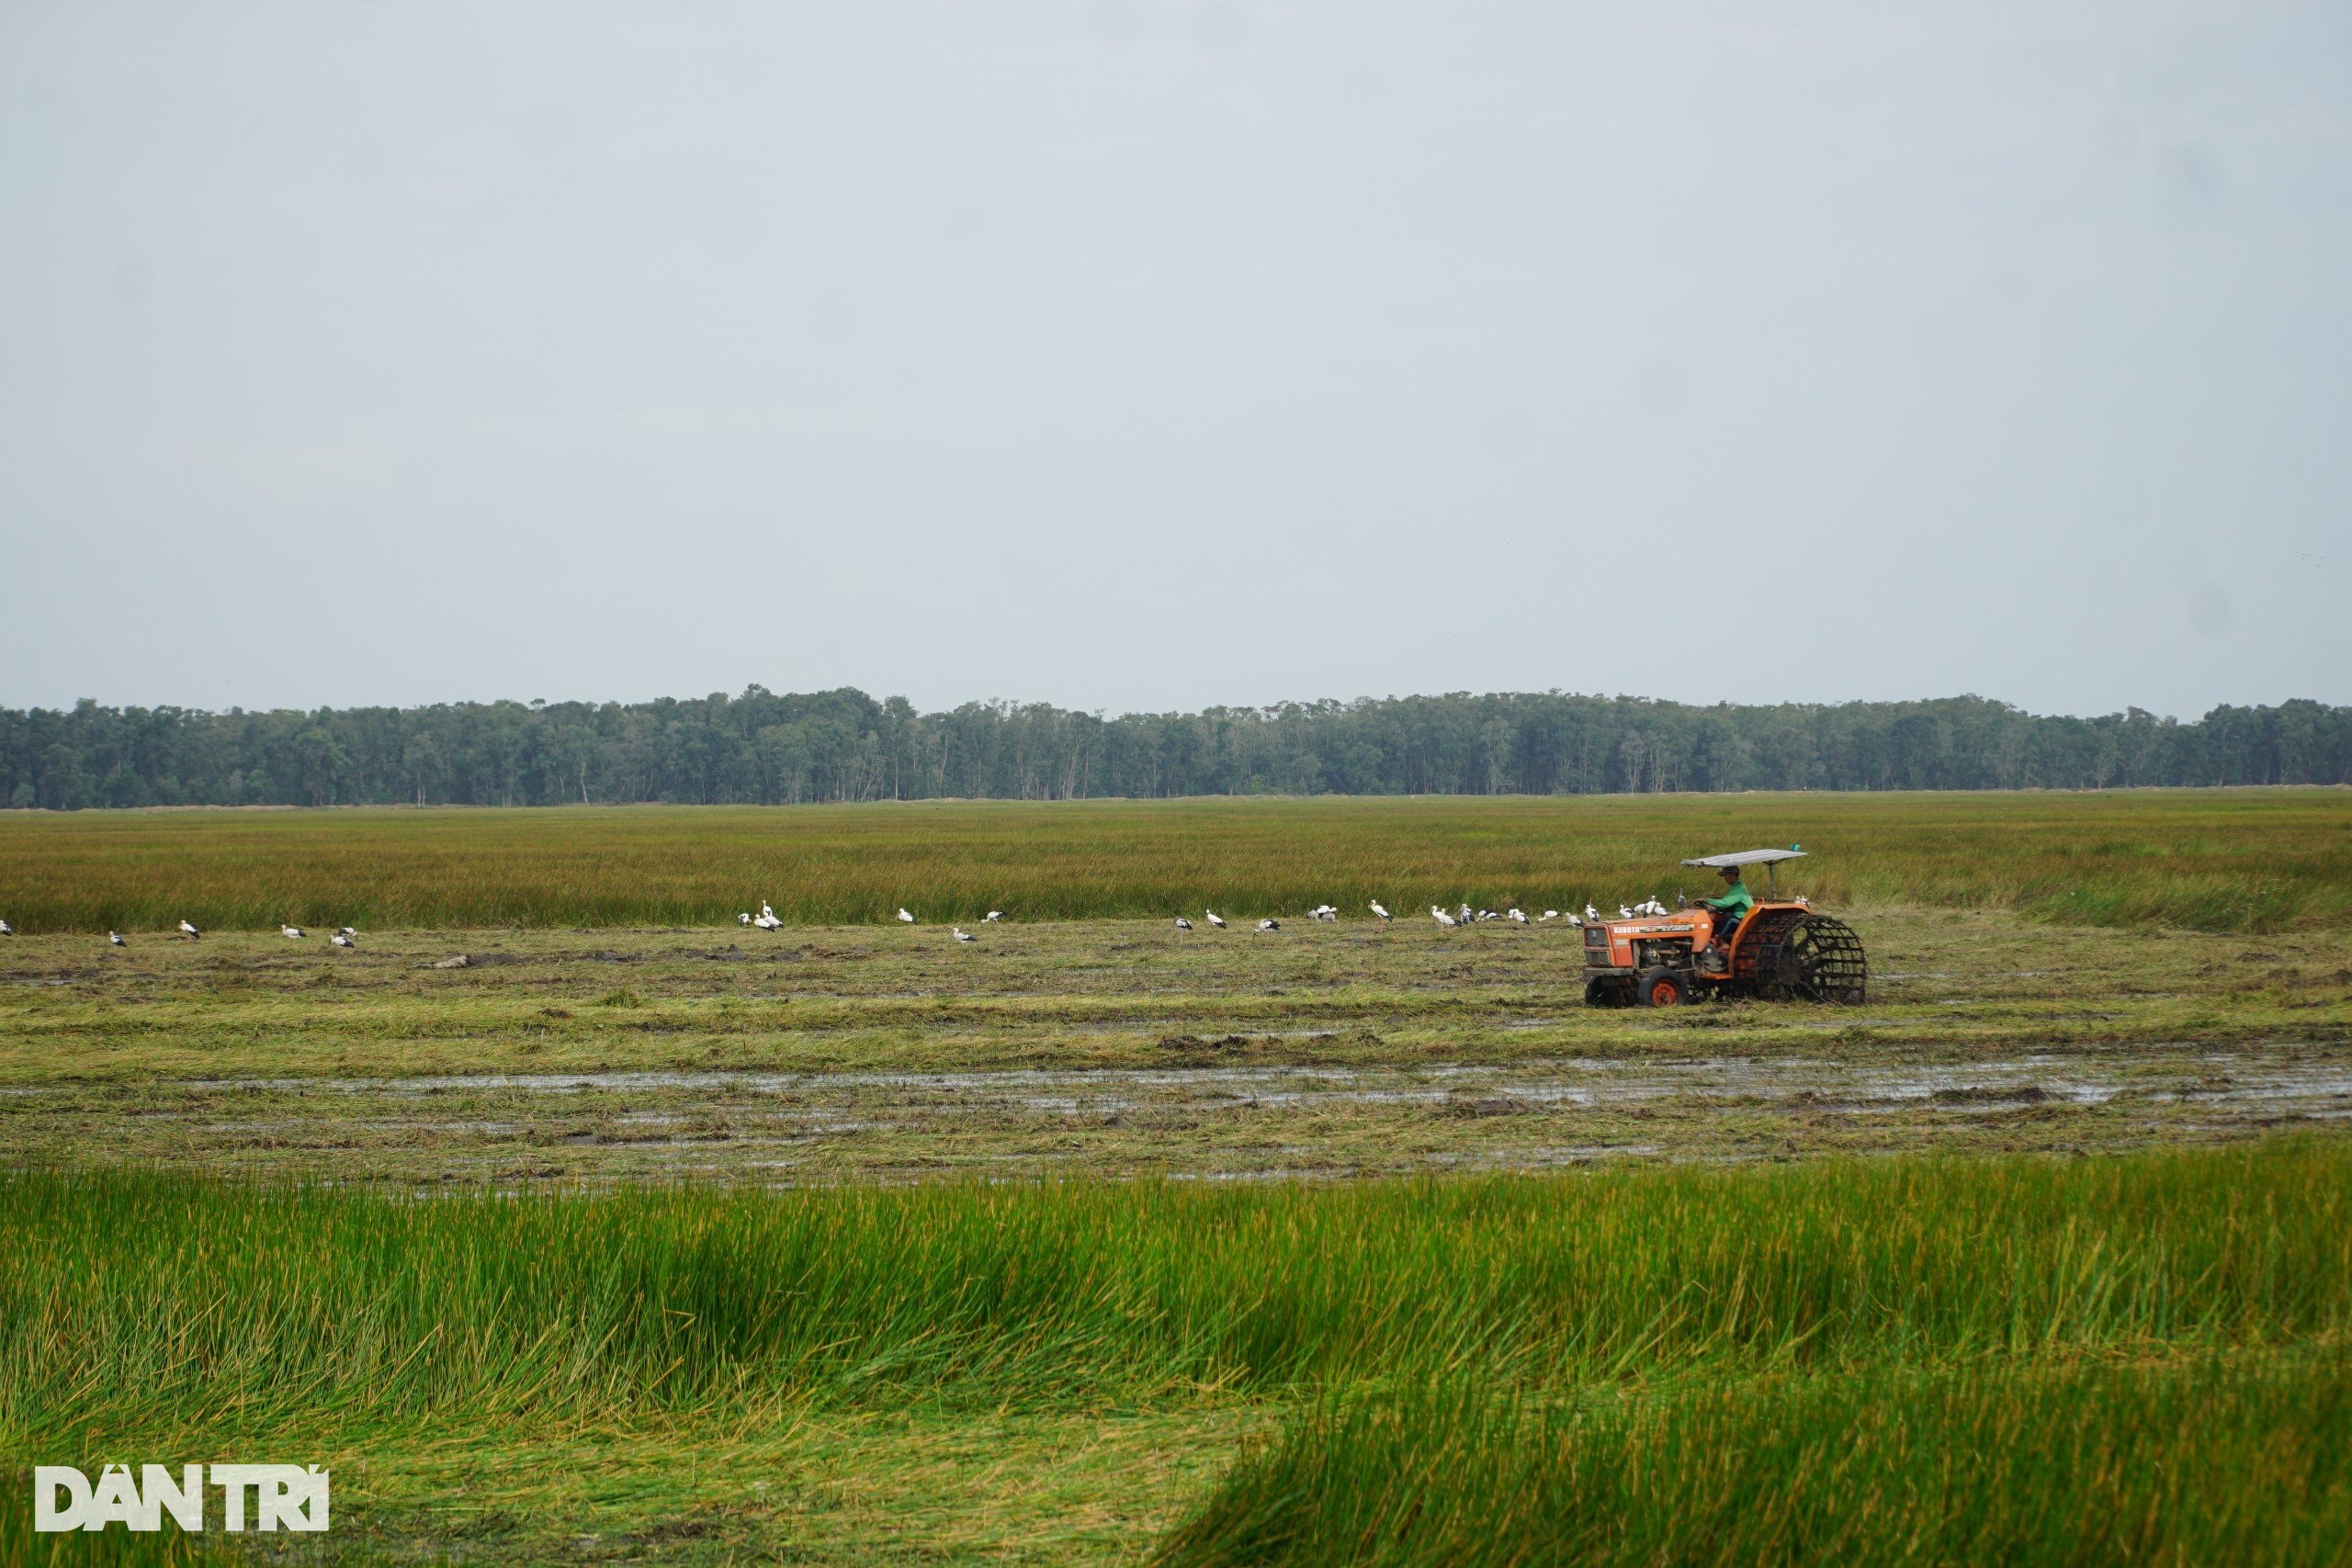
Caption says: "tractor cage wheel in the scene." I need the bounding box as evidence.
[1754,913,1868,1005]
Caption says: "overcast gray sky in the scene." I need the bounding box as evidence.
[2,1,2346,720]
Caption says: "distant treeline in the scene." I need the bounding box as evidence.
[3,689,2347,809]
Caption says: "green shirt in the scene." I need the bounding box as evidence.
[1707,879,1755,923]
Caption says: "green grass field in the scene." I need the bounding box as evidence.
[4,790,2351,1562]
[1,788,2346,933]
[4,1145,2349,1562]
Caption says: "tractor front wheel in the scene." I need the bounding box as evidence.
[1584,976,1634,1009]
[1637,968,1688,1008]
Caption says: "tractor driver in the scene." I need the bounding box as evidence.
[1701,865,1754,935]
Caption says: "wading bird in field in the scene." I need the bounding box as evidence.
[1584,905,1600,922]
[897,908,916,924]
[1174,917,1193,931]
[754,903,782,931]
[108,931,126,947]
[331,932,354,949]
[1566,913,1584,928]
[1508,908,1528,924]
[1370,901,1391,922]
[1205,910,1226,929]
[1619,906,1635,919]
[0,919,12,936]
[739,912,752,926]
[281,925,304,940]
[953,927,976,943]
[1430,907,1457,928]
[983,911,1002,923]
[1458,904,1475,925]
[1257,919,1281,931]
[1310,906,1338,921]
[338,927,357,938]
[179,919,201,939]
[1540,910,1559,921]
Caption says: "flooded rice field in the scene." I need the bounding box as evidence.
[175,1051,2352,1114]
[6,1044,2338,1185]
[2,909,2346,1182]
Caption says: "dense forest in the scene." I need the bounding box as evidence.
[2,690,2347,809]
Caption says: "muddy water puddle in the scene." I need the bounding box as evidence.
[160,1052,2352,1119]
[11,1049,2348,1182]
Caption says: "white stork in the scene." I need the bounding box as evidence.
[338,926,357,938]
[1174,917,1193,931]
[1430,907,1457,928]
[1370,901,1390,923]
[1584,905,1600,922]
[108,931,126,947]
[1619,906,1634,919]
[1257,918,1281,931]
[1508,908,1528,924]
[983,911,1003,923]
[331,932,355,948]
[953,927,976,943]
[1204,910,1226,930]
[896,908,916,924]
[1539,910,1559,921]
[739,912,752,926]
[179,919,201,939]
[0,919,12,936]
[281,925,305,940]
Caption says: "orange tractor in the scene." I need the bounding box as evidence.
[1581,849,1867,1008]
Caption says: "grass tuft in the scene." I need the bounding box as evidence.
[1153,1357,2352,1566]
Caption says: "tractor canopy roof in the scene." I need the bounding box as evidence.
[1680,848,1806,868]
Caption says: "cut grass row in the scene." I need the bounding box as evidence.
[1,789,2347,934]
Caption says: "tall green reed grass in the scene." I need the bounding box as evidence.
[0,790,2345,933]
[1152,1355,2352,1566]
[4,1143,2346,1443]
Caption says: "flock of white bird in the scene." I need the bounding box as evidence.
[6,892,1678,948]
[729,903,1006,942]
[44,919,365,949]
[1173,897,1668,934]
